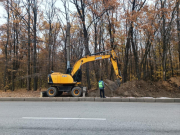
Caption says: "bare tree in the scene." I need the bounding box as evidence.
[44,0,56,73]
[123,0,146,82]
[33,0,37,91]
[177,0,180,72]
[71,0,91,89]
[27,0,31,90]
[3,0,9,91]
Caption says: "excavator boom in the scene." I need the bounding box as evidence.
[71,54,110,76]
[71,49,122,82]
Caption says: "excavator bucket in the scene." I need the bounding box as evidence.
[104,79,120,91]
[115,79,121,87]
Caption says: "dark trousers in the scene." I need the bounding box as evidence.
[100,88,105,98]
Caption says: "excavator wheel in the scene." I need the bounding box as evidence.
[47,87,57,97]
[71,87,82,97]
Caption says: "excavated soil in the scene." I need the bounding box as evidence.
[87,77,180,98]
[0,77,180,98]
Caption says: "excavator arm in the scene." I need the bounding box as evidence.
[71,54,111,76]
[110,50,122,85]
[70,50,122,83]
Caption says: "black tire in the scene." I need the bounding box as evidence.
[56,91,63,97]
[71,87,82,97]
[47,87,57,97]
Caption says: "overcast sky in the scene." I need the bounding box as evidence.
[0,0,76,25]
[0,2,6,25]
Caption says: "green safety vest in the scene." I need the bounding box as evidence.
[98,81,103,88]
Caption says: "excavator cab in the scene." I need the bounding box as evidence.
[73,69,82,82]
[66,67,82,82]
[66,67,72,74]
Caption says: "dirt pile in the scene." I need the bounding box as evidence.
[87,79,118,97]
[0,77,179,98]
[104,79,119,90]
[87,77,180,98]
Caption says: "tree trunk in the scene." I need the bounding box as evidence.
[4,0,9,92]
[64,34,67,72]
[48,22,51,73]
[52,34,56,71]
[123,35,130,83]
[93,22,100,83]
[130,0,140,80]
[123,0,136,83]
[83,19,91,89]
[84,33,91,89]
[12,26,16,91]
[27,0,31,91]
[162,0,167,81]
[149,52,154,81]
[177,0,180,74]
[141,40,151,80]
[143,56,147,80]
[33,0,37,91]
[131,34,140,80]
[168,42,174,76]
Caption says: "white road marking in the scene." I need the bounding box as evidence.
[22,117,106,120]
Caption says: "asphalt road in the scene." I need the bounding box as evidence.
[0,102,179,135]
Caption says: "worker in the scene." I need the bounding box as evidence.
[98,78,106,98]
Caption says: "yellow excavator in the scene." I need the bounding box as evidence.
[47,49,122,97]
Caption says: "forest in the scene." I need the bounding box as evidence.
[0,0,179,92]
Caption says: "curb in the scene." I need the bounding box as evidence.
[0,97,180,102]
